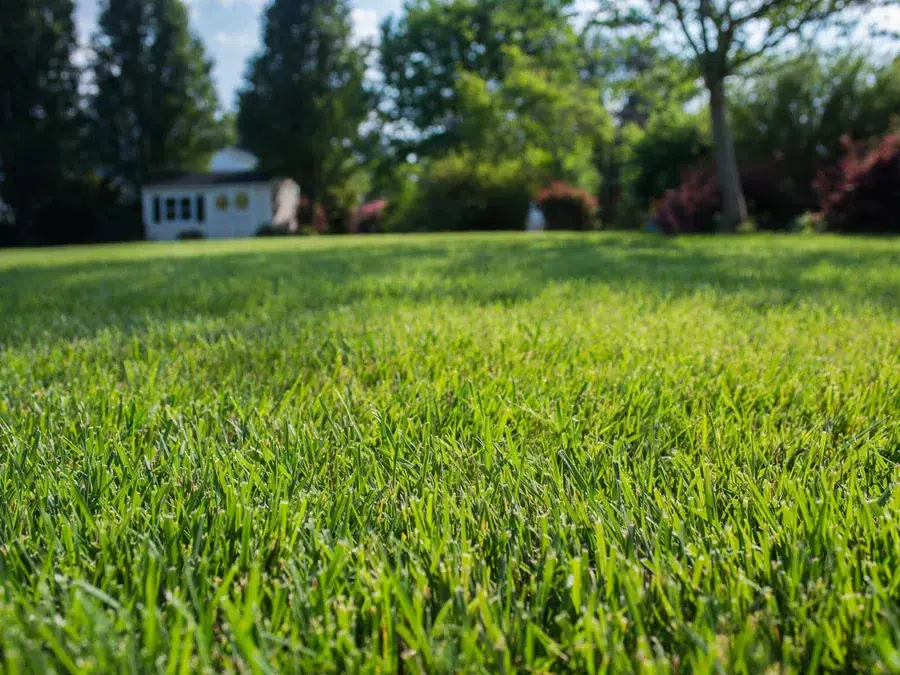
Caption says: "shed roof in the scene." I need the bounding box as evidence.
[143,171,272,188]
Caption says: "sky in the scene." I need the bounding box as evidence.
[74,0,899,111]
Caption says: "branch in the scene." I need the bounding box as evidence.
[730,0,796,28]
[729,2,824,69]
[699,0,713,53]
[667,0,706,59]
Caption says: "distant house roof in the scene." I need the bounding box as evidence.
[143,170,272,188]
[210,147,260,172]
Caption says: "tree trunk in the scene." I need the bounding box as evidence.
[707,78,747,231]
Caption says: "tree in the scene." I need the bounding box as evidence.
[0,0,82,243]
[455,47,613,190]
[384,48,612,234]
[581,32,698,125]
[90,0,225,193]
[579,32,700,223]
[597,0,881,230]
[237,0,370,220]
[379,0,583,156]
[620,107,710,205]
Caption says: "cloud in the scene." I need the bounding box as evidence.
[351,8,379,44]
[215,31,259,50]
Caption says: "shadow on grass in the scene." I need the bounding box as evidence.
[1,234,898,344]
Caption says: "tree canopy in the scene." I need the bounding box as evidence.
[237,0,371,216]
[596,0,884,229]
[454,47,613,190]
[0,0,82,242]
[379,0,584,156]
[90,0,225,193]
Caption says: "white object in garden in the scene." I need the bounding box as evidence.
[525,202,545,231]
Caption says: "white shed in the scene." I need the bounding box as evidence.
[142,149,299,240]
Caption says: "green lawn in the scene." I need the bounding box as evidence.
[2,232,900,673]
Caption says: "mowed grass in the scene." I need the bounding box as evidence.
[1,232,900,673]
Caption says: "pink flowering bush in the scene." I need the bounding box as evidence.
[814,132,900,233]
[349,200,388,234]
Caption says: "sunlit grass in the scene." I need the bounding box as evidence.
[1,232,900,672]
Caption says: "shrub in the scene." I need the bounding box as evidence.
[740,159,812,230]
[654,168,720,235]
[256,223,292,237]
[654,160,807,234]
[25,175,142,246]
[256,223,319,237]
[0,222,17,247]
[793,211,825,234]
[296,198,328,233]
[622,109,711,207]
[536,182,598,230]
[349,200,387,234]
[814,132,900,233]
[732,53,900,207]
[382,173,421,233]
[177,229,205,240]
[409,154,534,232]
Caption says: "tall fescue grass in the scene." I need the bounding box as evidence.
[1,233,899,672]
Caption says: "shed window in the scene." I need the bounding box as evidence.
[235,192,249,210]
[196,195,205,223]
[165,198,176,221]
[216,194,228,210]
[180,197,192,220]
[152,196,161,223]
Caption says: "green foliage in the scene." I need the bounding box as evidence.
[321,155,372,233]
[794,211,825,234]
[396,154,534,231]
[2,235,900,670]
[379,165,423,233]
[731,52,900,202]
[0,0,82,242]
[29,173,143,245]
[596,0,880,230]
[379,0,583,155]
[621,107,710,205]
[613,50,900,229]
[581,33,699,121]
[596,0,877,81]
[577,32,702,228]
[90,0,226,192]
[237,0,370,220]
[455,47,613,191]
